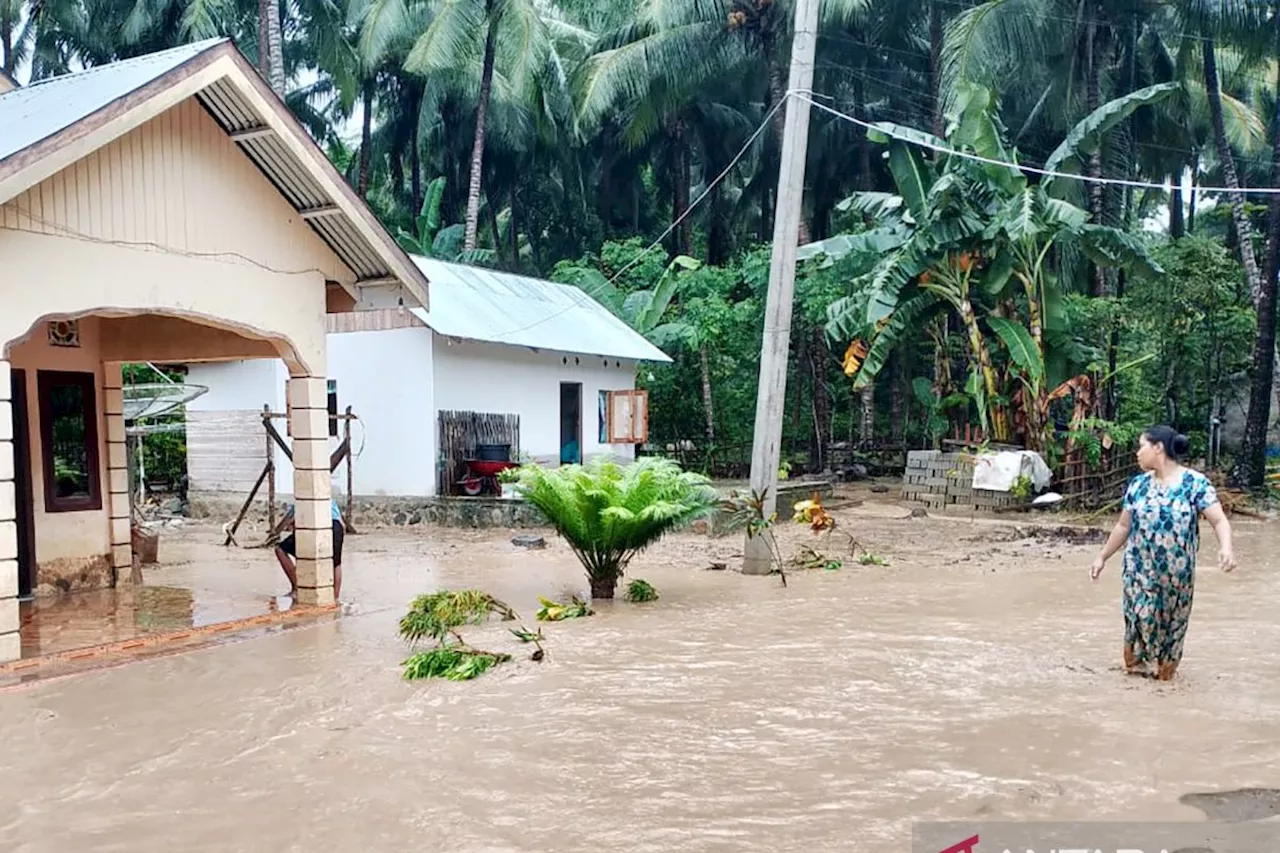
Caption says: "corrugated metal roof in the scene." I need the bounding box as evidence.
[0,39,427,298]
[0,39,225,163]
[409,257,672,363]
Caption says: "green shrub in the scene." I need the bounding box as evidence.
[511,457,719,599]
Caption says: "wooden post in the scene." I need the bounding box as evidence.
[742,0,820,575]
[264,404,276,535]
[344,406,356,534]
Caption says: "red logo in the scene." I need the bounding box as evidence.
[939,836,980,853]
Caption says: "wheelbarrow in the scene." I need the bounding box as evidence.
[457,458,520,496]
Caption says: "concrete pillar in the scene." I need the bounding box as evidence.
[0,360,20,662]
[103,363,132,581]
[288,376,334,607]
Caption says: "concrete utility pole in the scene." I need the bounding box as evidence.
[742,0,821,574]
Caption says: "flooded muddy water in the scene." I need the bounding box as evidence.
[2,504,1278,852]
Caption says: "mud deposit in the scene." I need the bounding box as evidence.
[1,501,1277,852]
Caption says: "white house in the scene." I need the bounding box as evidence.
[184,256,671,503]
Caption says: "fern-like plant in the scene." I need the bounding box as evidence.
[509,457,720,599]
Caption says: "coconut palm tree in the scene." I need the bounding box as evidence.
[397,0,590,251]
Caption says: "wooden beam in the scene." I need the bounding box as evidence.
[329,437,349,472]
[263,417,293,462]
[301,205,341,220]
[230,126,275,142]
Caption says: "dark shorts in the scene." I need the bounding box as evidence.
[279,520,344,566]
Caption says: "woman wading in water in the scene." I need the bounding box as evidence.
[1089,426,1236,680]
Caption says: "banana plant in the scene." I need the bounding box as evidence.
[397,176,495,265]
[811,81,1167,448]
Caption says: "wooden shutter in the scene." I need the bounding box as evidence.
[632,389,649,443]
[605,390,649,444]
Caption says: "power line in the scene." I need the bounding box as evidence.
[795,90,1280,196]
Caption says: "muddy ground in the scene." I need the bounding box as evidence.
[1,490,1277,852]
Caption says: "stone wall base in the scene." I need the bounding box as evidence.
[36,554,114,596]
[702,478,835,538]
[189,492,549,530]
[901,450,1020,514]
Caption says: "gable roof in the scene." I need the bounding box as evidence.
[0,39,428,307]
[0,40,219,163]
[0,69,15,94]
[409,257,672,363]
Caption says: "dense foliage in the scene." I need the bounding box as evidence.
[10,0,1280,487]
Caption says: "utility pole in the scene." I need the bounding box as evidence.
[743,0,821,575]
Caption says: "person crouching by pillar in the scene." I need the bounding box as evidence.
[274,498,345,602]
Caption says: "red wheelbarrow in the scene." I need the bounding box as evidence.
[457,458,519,496]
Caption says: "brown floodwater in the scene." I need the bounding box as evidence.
[1,501,1278,852]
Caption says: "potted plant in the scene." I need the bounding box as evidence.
[497,465,521,499]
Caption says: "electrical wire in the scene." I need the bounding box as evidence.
[794,89,1280,196]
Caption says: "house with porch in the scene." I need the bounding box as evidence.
[183,256,670,504]
[0,38,430,662]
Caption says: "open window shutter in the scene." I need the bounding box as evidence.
[608,391,634,444]
[631,390,649,443]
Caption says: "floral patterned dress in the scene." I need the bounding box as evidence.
[1121,469,1219,670]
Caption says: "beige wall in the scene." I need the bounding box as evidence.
[0,97,354,288]
[0,228,328,376]
[6,320,111,569]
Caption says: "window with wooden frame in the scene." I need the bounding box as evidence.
[600,389,649,444]
[37,370,102,513]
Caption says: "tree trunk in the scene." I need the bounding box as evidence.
[411,113,423,216]
[766,54,809,245]
[811,328,830,468]
[859,384,875,445]
[960,296,1008,441]
[668,119,691,256]
[1085,11,1107,297]
[1188,156,1199,233]
[699,346,716,443]
[508,186,520,266]
[487,199,502,261]
[929,0,944,138]
[258,0,284,94]
[1204,39,1264,306]
[357,77,374,198]
[889,354,904,444]
[589,573,617,600]
[1238,40,1280,488]
[1169,185,1185,238]
[464,25,497,252]
[708,184,730,265]
[2,12,13,76]
[678,132,692,255]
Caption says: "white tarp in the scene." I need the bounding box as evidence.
[971,450,1053,493]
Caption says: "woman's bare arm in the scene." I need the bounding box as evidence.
[1090,510,1132,579]
[1202,503,1237,572]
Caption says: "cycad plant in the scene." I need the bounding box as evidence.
[510,457,720,599]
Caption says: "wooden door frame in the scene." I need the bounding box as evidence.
[10,368,36,598]
[559,382,583,465]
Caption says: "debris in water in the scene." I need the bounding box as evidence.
[964,524,1106,546]
[1178,788,1280,822]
